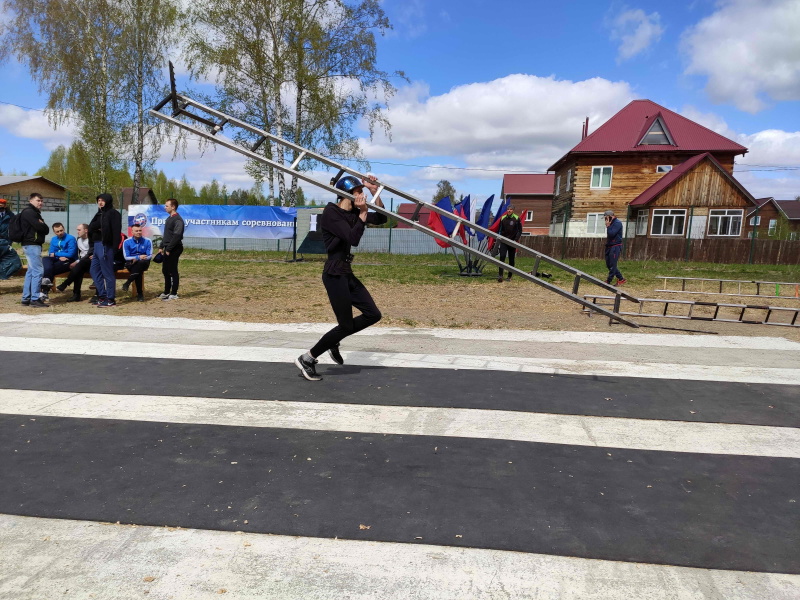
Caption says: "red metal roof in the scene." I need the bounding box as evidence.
[776,200,800,220]
[549,100,747,170]
[629,153,755,207]
[501,173,555,196]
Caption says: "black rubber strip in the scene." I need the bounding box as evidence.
[1,415,798,573]
[0,351,796,427]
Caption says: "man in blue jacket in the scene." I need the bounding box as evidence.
[604,210,626,286]
[40,222,78,299]
[122,224,152,301]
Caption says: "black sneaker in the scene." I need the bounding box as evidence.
[97,299,117,308]
[20,299,31,306]
[122,281,130,292]
[137,295,145,302]
[67,294,81,303]
[295,354,322,381]
[328,344,344,365]
[56,284,67,293]
[29,299,49,308]
[89,296,101,305]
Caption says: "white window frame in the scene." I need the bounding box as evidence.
[749,215,761,226]
[590,166,613,189]
[566,169,572,191]
[651,209,686,236]
[656,165,672,173]
[636,209,648,235]
[768,219,778,236]
[555,175,561,194]
[525,210,533,221]
[586,213,606,235]
[707,209,743,237]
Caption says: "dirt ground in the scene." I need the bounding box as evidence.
[2,258,799,342]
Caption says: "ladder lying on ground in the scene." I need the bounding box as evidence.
[655,276,800,299]
[150,64,798,329]
[583,294,800,327]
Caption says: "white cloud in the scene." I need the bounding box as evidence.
[609,9,664,62]
[360,74,636,178]
[682,0,800,112]
[0,105,78,150]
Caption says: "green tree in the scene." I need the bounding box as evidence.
[433,180,457,204]
[176,175,197,204]
[185,0,402,207]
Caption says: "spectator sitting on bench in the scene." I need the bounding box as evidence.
[40,222,77,299]
[54,223,92,302]
[122,225,151,302]
[0,198,22,281]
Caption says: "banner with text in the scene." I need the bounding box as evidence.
[128,204,297,239]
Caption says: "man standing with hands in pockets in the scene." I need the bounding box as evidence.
[604,209,626,286]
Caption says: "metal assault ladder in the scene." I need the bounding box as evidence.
[149,63,641,327]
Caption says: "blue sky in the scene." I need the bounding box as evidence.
[1,0,799,205]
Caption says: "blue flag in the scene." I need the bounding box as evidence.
[475,195,494,241]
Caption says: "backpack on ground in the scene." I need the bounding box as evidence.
[7,213,26,243]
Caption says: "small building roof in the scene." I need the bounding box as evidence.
[549,100,748,171]
[629,152,756,207]
[501,174,555,197]
[0,175,65,189]
[121,187,159,208]
[776,199,800,220]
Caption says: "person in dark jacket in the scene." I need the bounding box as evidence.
[19,193,50,307]
[295,175,386,381]
[497,204,523,282]
[604,210,626,285]
[87,193,122,307]
[157,198,185,300]
[0,197,23,281]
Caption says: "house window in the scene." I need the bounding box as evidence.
[586,213,606,235]
[636,209,648,235]
[525,210,533,221]
[651,209,686,236]
[639,117,674,145]
[768,219,778,236]
[555,175,561,194]
[590,166,612,189]
[708,209,743,236]
[749,215,761,226]
[790,232,798,241]
[566,169,572,191]
[656,165,672,173]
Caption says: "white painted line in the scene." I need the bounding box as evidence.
[2,335,799,384]
[1,515,797,600]
[0,312,797,350]
[2,389,798,457]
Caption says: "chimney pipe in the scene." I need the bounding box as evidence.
[583,117,589,140]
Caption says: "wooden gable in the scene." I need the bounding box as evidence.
[647,159,752,209]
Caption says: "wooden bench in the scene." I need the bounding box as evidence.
[13,266,145,296]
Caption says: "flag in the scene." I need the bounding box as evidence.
[475,195,494,241]
[427,197,457,248]
[457,195,473,236]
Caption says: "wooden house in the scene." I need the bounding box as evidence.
[746,198,800,240]
[548,100,754,239]
[500,174,554,236]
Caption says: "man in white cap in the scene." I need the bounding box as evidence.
[603,210,626,285]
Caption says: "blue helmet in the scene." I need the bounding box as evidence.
[334,175,364,195]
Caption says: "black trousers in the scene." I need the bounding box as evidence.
[42,256,72,281]
[310,272,382,358]
[498,243,517,278]
[161,246,183,295]
[59,257,91,294]
[125,259,151,294]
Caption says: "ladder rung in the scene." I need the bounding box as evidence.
[252,136,268,152]
[290,151,307,170]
